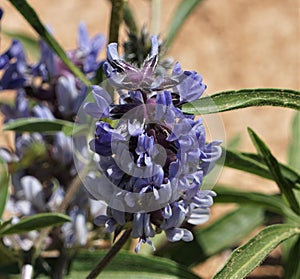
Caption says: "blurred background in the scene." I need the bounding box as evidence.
[0,0,299,277]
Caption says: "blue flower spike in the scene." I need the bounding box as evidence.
[84,35,222,252]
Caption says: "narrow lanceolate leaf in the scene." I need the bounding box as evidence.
[213,224,300,279]
[214,186,300,223]
[3,118,74,136]
[0,213,70,236]
[283,235,300,279]
[156,205,264,266]
[288,112,300,173]
[0,157,10,219]
[282,112,300,279]
[248,128,300,215]
[69,250,201,279]
[182,88,300,114]
[166,0,204,48]
[8,0,91,86]
[222,149,300,188]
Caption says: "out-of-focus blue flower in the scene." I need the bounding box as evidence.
[0,40,27,89]
[0,22,105,119]
[62,207,88,247]
[2,166,105,250]
[83,85,111,118]
[84,35,222,252]
[32,22,105,83]
[172,62,207,104]
[0,14,107,257]
[32,103,55,119]
[52,132,73,165]
[0,89,29,122]
[77,22,106,73]
[32,38,56,79]
[55,73,82,117]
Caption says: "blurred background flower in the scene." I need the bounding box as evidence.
[0,14,107,276]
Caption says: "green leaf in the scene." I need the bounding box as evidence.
[156,205,264,266]
[2,29,39,61]
[0,213,71,236]
[0,157,10,219]
[214,186,300,223]
[212,224,300,279]
[182,88,300,114]
[248,128,300,214]
[0,242,19,273]
[288,112,300,174]
[282,112,300,279]
[283,235,300,279]
[66,250,201,279]
[3,118,74,136]
[222,149,300,188]
[241,153,300,188]
[166,0,204,48]
[8,0,91,86]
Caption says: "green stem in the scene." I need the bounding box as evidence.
[109,0,125,44]
[123,2,138,35]
[86,230,132,279]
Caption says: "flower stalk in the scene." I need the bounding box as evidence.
[86,229,132,279]
[109,0,125,44]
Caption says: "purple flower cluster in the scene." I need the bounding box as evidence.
[84,35,221,252]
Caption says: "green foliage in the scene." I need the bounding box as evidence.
[288,112,300,172]
[3,118,74,136]
[282,111,300,279]
[211,121,300,278]
[156,205,264,266]
[222,149,300,188]
[0,213,70,236]
[283,236,300,279]
[214,186,300,223]
[212,225,300,279]
[182,88,300,114]
[0,157,10,219]
[248,128,300,214]
[37,250,202,279]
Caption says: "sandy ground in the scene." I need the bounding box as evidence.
[0,0,299,278]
